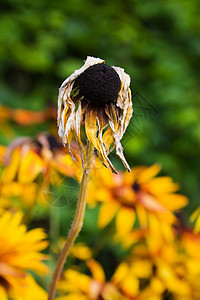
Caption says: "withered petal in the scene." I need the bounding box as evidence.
[85,107,117,173]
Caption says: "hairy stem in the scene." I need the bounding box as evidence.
[48,141,94,300]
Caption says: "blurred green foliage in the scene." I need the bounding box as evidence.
[0,0,200,213]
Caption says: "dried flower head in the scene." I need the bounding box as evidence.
[57,56,133,173]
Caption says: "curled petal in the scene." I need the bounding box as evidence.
[85,108,117,173]
[72,101,86,169]
[106,107,131,172]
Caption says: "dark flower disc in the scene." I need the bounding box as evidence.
[77,63,121,105]
[132,182,140,192]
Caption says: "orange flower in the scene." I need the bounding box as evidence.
[0,105,56,125]
[88,164,188,235]
[0,211,49,299]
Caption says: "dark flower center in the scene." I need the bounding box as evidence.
[132,181,140,192]
[77,63,121,105]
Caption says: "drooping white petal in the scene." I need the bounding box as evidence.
[60,56,105,89]
[109,119,131,172]
[72,101,86,168]
[112,66,131,109]
[111,66,133,141]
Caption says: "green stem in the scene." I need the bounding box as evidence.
[48,141,94,300]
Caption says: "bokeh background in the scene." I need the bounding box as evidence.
[1,2,200,298]
[1,0,200,214]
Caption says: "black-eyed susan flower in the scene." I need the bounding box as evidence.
[57,56,133,173]
[0,134,81,209]
[0,211,49,299]
[88,164,188,235]
[128,227,200,300]
[56,228,200,300]
[57,259,134,300]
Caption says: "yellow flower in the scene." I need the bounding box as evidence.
[57,259,133,300]
[9,274,47,300]
[0,134,81,208]
[56,225,200,300]
[57,56,133,173]
[0,211,49,299]
[2,134,81,183]
[88,164,188,235]
[124,228,200,300]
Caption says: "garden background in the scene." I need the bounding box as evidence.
[0,0,200,299]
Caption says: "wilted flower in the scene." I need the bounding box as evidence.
[57,56,133,173]
[0,211,49,299]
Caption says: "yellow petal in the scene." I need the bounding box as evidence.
[102,283,127,300]
[146,214,163,252]
[87,259,105,283]
[136,205,147,227]
[145,177,179,194]
[85,108,117,173]
[98,201,119,228]
[70,243,92,260]
[15,274,48,300]
[137,164,161,184]
[56,294,88,300]
[190,207,200,222]
[115,207,135,235]
[130,259,152,278]
[150,277,165,294]
[194,215,200,234]
[111,262,129,284]
[0,286,8,300]
[158,194,188,211]
[2,148,21,183]
[18,150,43,183]
[121,275,139,297]
[102,126,114,154]
[63,269,91,294]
